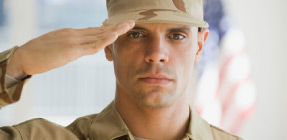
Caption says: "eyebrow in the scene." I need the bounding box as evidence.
[132,25,191,32]
[132,26,147,30]
[168,26,191,32]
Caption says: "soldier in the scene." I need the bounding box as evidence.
[0,0,242,139]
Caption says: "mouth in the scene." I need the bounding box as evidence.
[138,74,173,85]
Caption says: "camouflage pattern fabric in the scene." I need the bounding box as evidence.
[0,46,27,108]
[104,0,209,28]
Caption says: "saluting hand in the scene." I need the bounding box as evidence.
[7,21,135,79]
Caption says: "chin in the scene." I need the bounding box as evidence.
[139,101,172,109]
[131,88,178,109]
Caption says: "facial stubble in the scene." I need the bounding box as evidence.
[126,64,180,108]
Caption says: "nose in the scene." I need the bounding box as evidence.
[144,36,169,64]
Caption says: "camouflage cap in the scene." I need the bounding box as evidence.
[103,0,209,28]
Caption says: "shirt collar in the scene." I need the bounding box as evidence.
[89,101,214,140]
[89,101,133,140]
[186,106,214,140]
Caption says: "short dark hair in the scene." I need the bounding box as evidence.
[198,27,204,32]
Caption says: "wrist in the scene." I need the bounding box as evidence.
[6,48,26,80]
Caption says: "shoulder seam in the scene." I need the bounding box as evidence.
[210,125,243,140]
[13,118,50,126]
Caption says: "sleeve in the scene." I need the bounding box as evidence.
[0,46,31,108]
[0,118,80,140]
[5,74,21,88]
[0,126,22,140]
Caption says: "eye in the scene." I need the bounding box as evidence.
[127,32,145,38]
[169,34,186,40]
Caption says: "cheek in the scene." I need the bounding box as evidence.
[112,42,144,85]
[112,50,129,78]
[176,54,194,78]
[172,44,197,84]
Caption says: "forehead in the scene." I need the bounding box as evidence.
[132,23,197,33]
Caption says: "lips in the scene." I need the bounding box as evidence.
[138,74,173,84]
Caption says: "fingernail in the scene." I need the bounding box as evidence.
[119,23,128,27]
[127,20,135,26]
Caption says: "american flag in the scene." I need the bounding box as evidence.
[193,0,257,134]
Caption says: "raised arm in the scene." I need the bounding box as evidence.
[0,20,135,107]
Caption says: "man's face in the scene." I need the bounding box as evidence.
[105,23,205,108]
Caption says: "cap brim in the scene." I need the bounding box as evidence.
[103,10,209,28]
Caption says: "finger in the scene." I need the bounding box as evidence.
[110,20,135,36]
[72,25,129,46]
[77,20,135,36]
[76,24,115,36]
[75,34,106,45]
[81,32,118,55]
[74,21,135,45]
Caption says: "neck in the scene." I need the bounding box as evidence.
[115,87,190,140]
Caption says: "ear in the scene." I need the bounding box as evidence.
[195,29,209,63]
[104,44,113,61]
